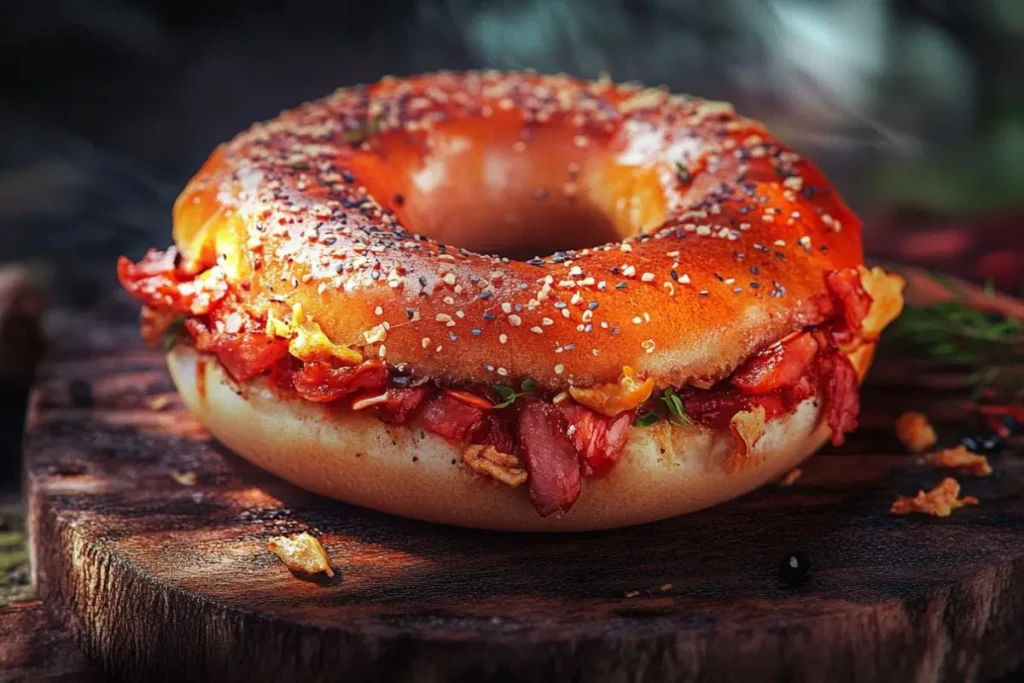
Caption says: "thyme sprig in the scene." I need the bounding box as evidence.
[492,379,539,409]
[885,279,1023,403]
[635,387,691,427]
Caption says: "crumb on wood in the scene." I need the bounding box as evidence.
[146,395,171,411]
[170,470,197,486]
[779,468,802,487]
[268,532,335,577]
[894,411,937,453]
[659,583,673,592]
[924,445,992,476]
[891,477,978,517]
[623,590,640,598]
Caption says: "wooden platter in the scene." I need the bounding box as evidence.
[23,298,1024,682]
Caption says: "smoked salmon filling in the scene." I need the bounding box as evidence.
[120,249,899,516]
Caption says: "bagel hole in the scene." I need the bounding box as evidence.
[351,118,666,260]
[419,201,625,261]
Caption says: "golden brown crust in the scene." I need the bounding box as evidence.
[171,71,864,390]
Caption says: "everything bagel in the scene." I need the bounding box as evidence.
[119,71,904,530]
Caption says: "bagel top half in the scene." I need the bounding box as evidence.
[159,70,884,391]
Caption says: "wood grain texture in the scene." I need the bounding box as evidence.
[22,299,1024,683]
[0,599,100,682]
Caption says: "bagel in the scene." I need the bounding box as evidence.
[119,71,905,530]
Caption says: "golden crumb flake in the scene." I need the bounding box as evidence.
[779,468,802,487]
[925,445,992,476]
[462,445,528,487]
[146,395,171,411]
[268,532,335,577]
[891,477,978,517]
[170,470,197,486]
[895,411,937,453]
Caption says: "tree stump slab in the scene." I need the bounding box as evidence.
[23,305,1024,682]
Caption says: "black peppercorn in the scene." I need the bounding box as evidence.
[68,379,93,408]
[779,551,811,586]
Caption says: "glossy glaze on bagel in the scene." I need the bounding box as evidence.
[119,71,904,526]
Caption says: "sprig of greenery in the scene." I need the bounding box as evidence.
[634,412,660,426]
[163,314,187,352]
[635,388,691,427]
[660,388,690,425]
[885,281,1023,403]
[492,379,539,409]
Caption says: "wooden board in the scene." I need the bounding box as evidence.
[0,599,101,682]
[23,301,1024,683]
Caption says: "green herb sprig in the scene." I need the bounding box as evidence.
[635,387,691,427]
[885,279,1023,403]
[163,314,187,352]
[492,379,539,409]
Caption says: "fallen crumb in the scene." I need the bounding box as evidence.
[924,445,992,476]
[146,395,171,411]
[170,470,197,486]
[895,411,937,453]
[659,583,673,592]
[891,477,978,517]
[267,532,335,577]
[779,468,802,487]
[623,590,640,598]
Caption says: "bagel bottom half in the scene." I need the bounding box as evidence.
[168,345,873,532]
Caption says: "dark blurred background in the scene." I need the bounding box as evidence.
[0,0,1022,477]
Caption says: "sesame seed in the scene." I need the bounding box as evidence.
[421,337,431,349]
[632,316,642,324]
[378,345,387,357]
[374,305,383,315]
[554,364,565,374]
[499,334,508,344]
[641,339,656,354]
[508,314,522,326]
[497,367,509,377]
[622,265,637,277]
[530,326,543,334]
[501,302,512,314]
[641,272,655,282]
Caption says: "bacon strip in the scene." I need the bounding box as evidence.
[292,360,388,403]
[372,386,429,425]
[824,268,873,343]
[560,402,632,476]
[516,399,582,516]
[816,347,859,445]
[731,333,819,394]
[414,391,485,441]
[188,320,289,383]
